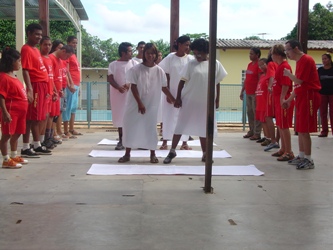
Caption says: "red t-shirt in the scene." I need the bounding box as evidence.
[42,56,54,95]
[49,54,63,91]
[0,73,28,110]
[68,54,81,86]
[244,61,260,95]
[62,60,68,88]
[294,54,321,95]
[21,44,48,83]
[273,61,293,96]
[266,61,278,79]
[256,74,268,112]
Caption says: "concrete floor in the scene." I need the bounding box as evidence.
[0,129,332,250]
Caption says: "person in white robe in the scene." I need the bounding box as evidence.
[132,41,145,63]
[107,42,138,150]
[159,35,194,150]
[118,43,175,164]
[163,38,228,164]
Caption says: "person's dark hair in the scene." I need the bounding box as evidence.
[259,58,268,64]
[142,43,158,63]
[251,47,261,58]
[173,35,191,50]
[322,53,333,67]
[190,38,209,53]
[0,47,21,73]
[40,36,51,45]
[266,52,273,64]
[118,42,132,57]
[60,45,75,54]
[50,40,64,53]
[26,23,42,35]
[67,36,77,43]
[137,41,146,47]
[286,40,303,52]
[271,44,286,58]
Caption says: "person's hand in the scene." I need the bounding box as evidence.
[174,98,182,108]
[215,99,220,109]
[138,102,146,114]
[283,68,291,77]
[26,89,33,103]
[282,99,290,109]
[166,96,173,104]
[268,87,273,93]
[123,84,130,91]
[2,111,11,123]
[59,89,64,97]
[118,85,128,93]
[239,93,244,101]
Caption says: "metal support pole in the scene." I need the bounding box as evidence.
[170,0,179,52]
[204,0,218,194]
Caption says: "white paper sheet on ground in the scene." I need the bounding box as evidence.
[89,150,232,158]
[87,164,264,176]
[98,139,217,147]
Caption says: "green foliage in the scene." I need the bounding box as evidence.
[183,33,209,41]
[0,20,16,48]
[150,39,170,58]
[284,2,333,40]
[244,36,261,40]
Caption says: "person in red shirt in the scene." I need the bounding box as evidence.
[0,48,28,168]
[240,47,262,140]
[283,40,321,170]
[270,44,294,162]
[63,36,82,137]
[20,23,52,157]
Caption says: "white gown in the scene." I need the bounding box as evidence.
[122,64,167,150]
[174,60,228,137]
[108,59,138,127]
[159,53,194,140]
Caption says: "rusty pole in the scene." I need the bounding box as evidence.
[39,0,49,36]
[204,0,218,194]
[170,0,179,52]
[297,0,309,53]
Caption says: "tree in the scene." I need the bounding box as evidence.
[284,2,333,40]
[150,39,170,58]
[183,33,209,41]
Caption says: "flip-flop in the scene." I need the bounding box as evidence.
[69,130,83,135]
[118,155,130,163]
[150,155,159,163]
[159,145,168,150]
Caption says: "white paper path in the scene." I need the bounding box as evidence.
[89,149,232,158]
[98,139,217,147]
[87,164,264,176]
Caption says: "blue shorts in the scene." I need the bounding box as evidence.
[62,85,79,122]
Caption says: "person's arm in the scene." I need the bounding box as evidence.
[174,80,186,108]
[268,77,274,93]
[282,91,296,109]
[0,95,11,123]
[280,85,290,106]
[22,69,33,103]
[239,85,245,100]
[130,84,145,114]
[165,73,173,104]
[283,68,303,85]
[162,87,175,104]
[66,68,76,93]
[216,83,220,109]
[107,74,127,93]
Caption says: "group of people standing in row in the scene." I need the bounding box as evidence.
[0,23,82,169]
[241,40,333,170]
[107,36,227,164]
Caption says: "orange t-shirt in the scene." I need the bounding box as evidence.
[42,56,54,95]
[256,74,268,112]
[294,54,321,95]
[68,54,81,86]
[244,61,260,95]
[266,61,278,79]
[49,54,63,91]
[273,61,293,96]
[21,44,48,83]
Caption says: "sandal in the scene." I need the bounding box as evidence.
[118,155,130,163]
[150,155,159,163]
[180,144,192,150]
[271,150,284,157]
[64,132,77,139]
[277,152,294,161]
[159,145,168,150]
[69,130,83,136]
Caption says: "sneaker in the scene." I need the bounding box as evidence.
[264,142,280,152]
[10,156,28,164]
[296,158,315,170]
[42,139,56,149]
[34,146,52,155]
[115,142,125,150]
[288,156,304,165]
[261,139,271,146]
[2,158,22,169]
[256,137,266,143]
[51,137,62,144]
[163,151,177,164]
[21,148,40,158]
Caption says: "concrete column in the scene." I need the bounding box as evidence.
[15,0,25,83]
[170,0,179,52]
[39,0,50,36]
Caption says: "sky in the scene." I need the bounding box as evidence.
[79,0,330,44]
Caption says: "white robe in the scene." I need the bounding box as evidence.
[174,60,228,137]
[159,53,194,140]
[122,64,167,150]
[107,59,138,127]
